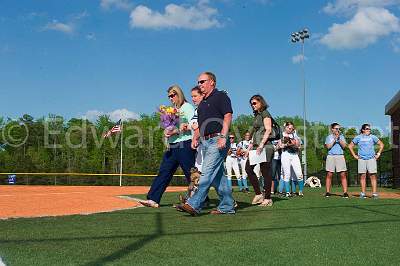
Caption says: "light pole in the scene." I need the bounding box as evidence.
[291,28,310,180]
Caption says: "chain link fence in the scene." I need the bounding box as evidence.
[309,149,393,187]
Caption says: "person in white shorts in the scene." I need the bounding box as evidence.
[237,132,251,193]
[278,122,304,197]
[324,122,349,198]
[226,134,241,191]
[349,124,384,199]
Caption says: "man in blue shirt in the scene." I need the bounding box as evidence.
[349,123,384,199]
[178,71,235,215]
[324,123,349,198]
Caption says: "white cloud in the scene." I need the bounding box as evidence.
[292,54,307,64]
[109,109,140,121]
[129,1,222,30]
[42,12,88,35]
[43,20,74,34]
[320,7,400,49]
[323,0,400,15]
[83,109,140,122]
[84,110,104,121]
[100,0,134,11]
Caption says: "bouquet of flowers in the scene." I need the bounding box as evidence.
[158,105,180,133]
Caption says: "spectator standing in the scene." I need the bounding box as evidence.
[324,123,349,198]
[348,124,384,199]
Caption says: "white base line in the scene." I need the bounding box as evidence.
[0,192,86,197]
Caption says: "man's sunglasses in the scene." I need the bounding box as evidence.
[197,79,209,85]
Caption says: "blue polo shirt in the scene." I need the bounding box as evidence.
[198,89,233,136]
[352,134,379,160]
[325,134,346,155]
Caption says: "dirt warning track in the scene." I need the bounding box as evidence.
[0,185,186,219]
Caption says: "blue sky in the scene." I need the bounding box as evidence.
[1,0,399,133]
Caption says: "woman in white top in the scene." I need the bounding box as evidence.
[189,86,204,172]
[278,122,304,197]
[226,134,241,190]
[237,131,252,192]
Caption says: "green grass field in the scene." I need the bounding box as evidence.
[1,187,400,266]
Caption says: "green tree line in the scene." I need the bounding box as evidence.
[0,113,391,184]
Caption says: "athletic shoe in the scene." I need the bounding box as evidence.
[252,194,264,205]
[360,192,367,199]
[234,200,238,208]
[372,193,379,199]
[138,199,159,208]
[285,192,291,198]
[245,188,250,194]
[325,192,331,198]
[342,192,349,198]
[298,191,304,197]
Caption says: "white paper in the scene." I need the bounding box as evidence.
[248,149,266,165]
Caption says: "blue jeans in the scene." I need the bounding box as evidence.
[147,139,195,204]
[187,137,235,214]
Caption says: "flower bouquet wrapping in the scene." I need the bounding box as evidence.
[158,105,180,135]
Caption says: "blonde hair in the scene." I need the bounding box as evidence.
[167,85,187,108]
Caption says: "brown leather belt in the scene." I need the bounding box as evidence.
[202,133,220,140]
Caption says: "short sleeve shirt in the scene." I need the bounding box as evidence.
[325,134,346,155]
[352,134,379,160]
[168,102,194,144]
[282,131,301,154]
[198,89,233,136]
[251,109,271,146]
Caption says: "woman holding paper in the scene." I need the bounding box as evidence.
[245,95,274,207]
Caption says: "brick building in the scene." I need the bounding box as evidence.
[385,90,400,187]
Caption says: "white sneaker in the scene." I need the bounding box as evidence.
[359,192,367,199]
[252,194,264,205]
[139,199,159,208]
[372,193,379,199]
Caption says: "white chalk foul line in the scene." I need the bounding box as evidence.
[0,192,86,197]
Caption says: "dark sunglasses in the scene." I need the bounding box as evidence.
[365,128,371,130]
[197,79,209,85]
[251,101,258,106]
[333,127,340,130]
[168,93,177,99]
[229,136,235,139]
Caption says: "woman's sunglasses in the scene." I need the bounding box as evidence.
[168,93,177,99]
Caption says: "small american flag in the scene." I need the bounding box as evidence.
[103,119,122,138]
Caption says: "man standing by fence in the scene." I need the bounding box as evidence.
[324,123,349,198]
[178,71,235,215]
